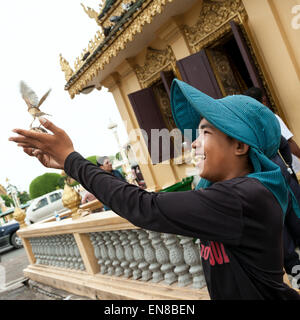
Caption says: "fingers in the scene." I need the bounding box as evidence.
[23,147,36,157]
[9,135,42,150]
[39,117,63,135]
[23,147,51,168]
[23,147,43,157]
[11,128,47,139]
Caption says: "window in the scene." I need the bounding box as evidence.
[49,192,62,203]
[35,198,48,209]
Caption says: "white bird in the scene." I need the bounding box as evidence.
[20,81,51,129]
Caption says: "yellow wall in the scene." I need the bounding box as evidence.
[242,0,300,142]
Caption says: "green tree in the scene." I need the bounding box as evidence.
[29,173,63,199]
[86,155,97,165]
[18,191,31,204]
[115,152,122,161]
[0,194,13,207]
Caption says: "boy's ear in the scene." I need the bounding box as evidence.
[235,141,250,156]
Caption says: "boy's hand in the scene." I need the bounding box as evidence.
[9,118,75,170]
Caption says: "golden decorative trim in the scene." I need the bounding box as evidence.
[238,22,278,113]
[65,0,175,98]
[81,3,101,26]
[59,54,74,82]
[183,0,247,53]
[102,0,138,28]
[133,46,177,88]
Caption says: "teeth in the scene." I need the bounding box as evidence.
[194,154,206,161]
[191,151,206,165]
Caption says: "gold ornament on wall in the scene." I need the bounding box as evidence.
[133,46,177,88]
[183,0,246,53]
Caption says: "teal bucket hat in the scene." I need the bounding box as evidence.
[170,79,300,219]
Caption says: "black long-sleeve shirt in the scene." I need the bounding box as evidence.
[65,151,300,300]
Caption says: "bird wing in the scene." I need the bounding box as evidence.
[20,81,39,107]
[37,89,51,108]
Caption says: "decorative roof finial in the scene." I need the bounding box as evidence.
[59,54,74,81]
[81,3,101,26]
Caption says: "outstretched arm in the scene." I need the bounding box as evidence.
[9,118,243,244]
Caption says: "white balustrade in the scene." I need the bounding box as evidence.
[28,229,206,289]
[29,234,85,271]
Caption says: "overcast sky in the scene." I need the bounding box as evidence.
[0,1,129,193]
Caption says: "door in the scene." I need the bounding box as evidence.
[230,21,262,89]
[128,87,173,164]
[176,49,223,99]
[229,21,271,106]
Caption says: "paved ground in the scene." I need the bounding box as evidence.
[0,247,89,300]
[0,247,29,285]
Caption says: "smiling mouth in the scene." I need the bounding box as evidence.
[195,154,206,161]
[191,153,206,166]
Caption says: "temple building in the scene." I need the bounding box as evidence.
[59,0,300,191]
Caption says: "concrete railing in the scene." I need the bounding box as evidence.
[17,210,210,300]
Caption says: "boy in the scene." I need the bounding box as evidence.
[9,80,300,299]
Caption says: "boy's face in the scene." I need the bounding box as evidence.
[192,118,238,182]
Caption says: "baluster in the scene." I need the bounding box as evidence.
[52,236,58,267]
[52,236,57,266]
[60,235,66,267]
[179,236,206,289]
[153,232,177,285]
[147,231,164,283]
[112,231,125,276]
[69,235,76,269]
[90,233,101,267]
[58,235,64,268]
[36,238,40,263]
[39,237,44,264]
[138,230,152,281]
[105,232,116,276]
[45,237,51,265]
[64,234,72,269]
[128,230,143,280]
[102,233,113,275]
[120,231,133,278]
[37,238,42,264]
[98,233,109,274]
[42,237,48,265]
[49,236,54,265]
[163,233,192,287]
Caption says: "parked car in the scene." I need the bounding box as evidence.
[0,220,22,251]
[25,189,66,224]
